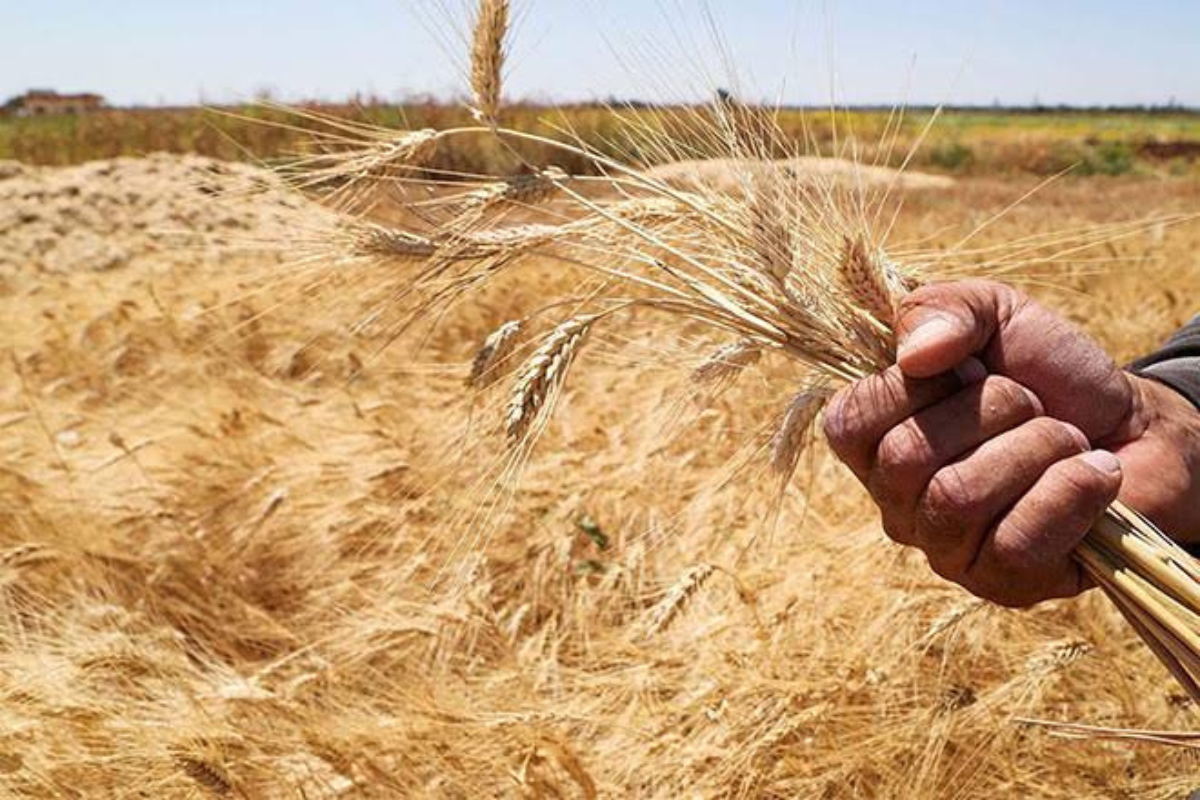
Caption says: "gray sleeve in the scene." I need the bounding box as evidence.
[1128,315,1200,409]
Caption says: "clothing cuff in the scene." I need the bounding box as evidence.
[1132,357,1200,411]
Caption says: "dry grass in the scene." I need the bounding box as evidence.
[0,152,1197,797]
[0,3,1198,794]
[259,5,1197,708]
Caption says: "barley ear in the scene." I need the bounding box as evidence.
[470,0,510,125]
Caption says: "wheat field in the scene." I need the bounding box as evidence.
[0,135,1196,797]
[1,5,1199,790]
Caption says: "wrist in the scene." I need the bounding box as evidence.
[1116,374,1200,540]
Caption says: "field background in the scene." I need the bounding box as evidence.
[0,105,1198,797]
[2,103,1198,177]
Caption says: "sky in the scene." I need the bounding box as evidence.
[2,1,1197,108]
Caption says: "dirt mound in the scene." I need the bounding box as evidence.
[0,153,299,279]
[643,156,954,193]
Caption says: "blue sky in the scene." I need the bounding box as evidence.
[2,1,1197,107]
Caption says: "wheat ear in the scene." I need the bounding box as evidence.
[175,755,233,796]
[470,0,510,125]
[644,563,716,636]
[840,235,899,326]
[468,320,523,388]
[505,315,595,441]
[459,167,565,216]
[749,170,792,284]
[769,388,828,481]
[692,338,762,387]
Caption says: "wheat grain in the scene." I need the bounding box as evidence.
[468,319,523,388]
[505,315,595,441]
[470,0,510,125]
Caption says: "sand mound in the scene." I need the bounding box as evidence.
[0,153,299,279]
[643,156,954,194]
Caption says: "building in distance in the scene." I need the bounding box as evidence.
[2,90,106,117]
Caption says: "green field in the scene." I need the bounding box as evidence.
[1,103,1197,177]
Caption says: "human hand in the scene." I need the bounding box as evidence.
[823,279,1199,607]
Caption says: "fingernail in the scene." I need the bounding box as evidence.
[899,315,960,360]
[1082,450,1121,476]
[1062,422,1090,451]
[1021,386,1045,415]
[953,357,987,385]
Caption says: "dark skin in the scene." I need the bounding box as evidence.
[823,279,1200,608]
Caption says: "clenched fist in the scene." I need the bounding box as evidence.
[823,280,1199,607]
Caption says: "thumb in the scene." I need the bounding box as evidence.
[893,279,1136,444]
[894,279,1018,378]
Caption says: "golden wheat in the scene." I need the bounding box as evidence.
[470,0,510,125]
[644,563,716,636]
[468,319,524,388]
[505,315,595,440]
[251,0,1200,751]
[691,338,762,387]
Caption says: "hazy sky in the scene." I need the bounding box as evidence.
[3,1,1197,107]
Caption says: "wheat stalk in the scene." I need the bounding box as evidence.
[267,5,1200,721]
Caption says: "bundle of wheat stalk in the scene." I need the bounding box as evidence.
[269,0,1199,734]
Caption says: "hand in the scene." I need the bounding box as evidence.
[822,279,1200,607]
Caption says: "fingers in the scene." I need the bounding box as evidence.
[823,358,985,477]
[894,279,1020,379]
[893,278,1135,442]
[911,417,1090,576]
[965,450,1123,607]
[866,375,1044,523]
